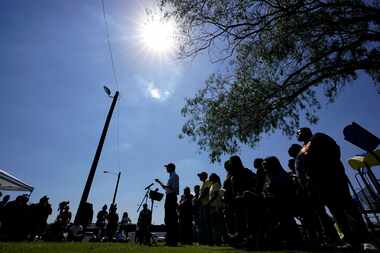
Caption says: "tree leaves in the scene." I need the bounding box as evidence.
[159,0,380,162]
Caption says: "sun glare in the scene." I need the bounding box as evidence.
[139,10,178,56]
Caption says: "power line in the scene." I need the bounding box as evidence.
[101,0,121,170]
[101,0,119,90]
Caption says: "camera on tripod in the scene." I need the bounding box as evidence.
[135,182,164,245]
[137,183,164,213]
[149,190,164,202]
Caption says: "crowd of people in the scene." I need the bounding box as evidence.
[0,127,378,251]
[0,194,52,241]
[0,193,131,242]
[153,127,377,251]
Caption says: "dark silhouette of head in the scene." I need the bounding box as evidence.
[2,195,10,203]
[16,194,29,205]
[184,186,191,196]
[197,171,208,182]
[253,158,264,170]
[39,195,49,205]
[194,185,200,195]
[110,204,117,213]
[209,173,221,185]
[262,156,284,175]
[224,160,232,173]
[102,204,108,211]
[288,144,302,158]
[165,163,176,173]
[230,155,244,175]
[296,127,313,143]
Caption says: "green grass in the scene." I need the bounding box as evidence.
[0,242,313,253]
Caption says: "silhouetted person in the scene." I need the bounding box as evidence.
[0,195,10,209]
[178,187,193,245]
[288,143,335,245]
[261,156,302,249]
[106,204,119,241]
[56,201,71,226]
[2,194,29,241]
[229,155,256,241]
[96,204,108,239]
[254,158,265,194]
[192,185,201,243]
[297,127,369,249]
[156,162,179,246]
[209,173,224,245]
[29,195,52,240]
[136,204,152,245]
[119,211,131,241]
[222,160,235,239]
[197,171,211,244]
[0,194,10,233]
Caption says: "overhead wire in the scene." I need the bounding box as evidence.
[101,0,121,171]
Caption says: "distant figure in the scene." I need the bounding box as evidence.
[2,194,29,241]
[136,204,152,245]
[261,156,302,248]
[0,194,10,208]
[0,195,10,232]
[96,204,108,239]
[192,185,201,243]
[156,162,180,246]
[29,195,52,240]
[222,160,235,239]
[208,173,224,245]
[254,158,265,194]
[118,211,131,241]
[297,127,369,249]
[197,171,211,245]
[56,201,72,226]
[106,204,119,241]
[229,155,256,241]
[178,186,193,244]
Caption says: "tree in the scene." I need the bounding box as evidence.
[159,0,380,162]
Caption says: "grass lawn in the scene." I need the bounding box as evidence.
[0,242,315,253]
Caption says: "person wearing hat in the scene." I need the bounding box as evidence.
[29,195,52,240]
[197,171,212,245]
[156,163,179,246]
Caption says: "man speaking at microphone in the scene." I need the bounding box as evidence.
[155,163,179,246]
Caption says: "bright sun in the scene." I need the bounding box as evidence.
[139,10,178,56]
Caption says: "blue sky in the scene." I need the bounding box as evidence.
[0,0,379,224]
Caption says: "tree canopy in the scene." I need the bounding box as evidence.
[159,0,380,162]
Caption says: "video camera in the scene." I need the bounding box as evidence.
[149,189,164,202]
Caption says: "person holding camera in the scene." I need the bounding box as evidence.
[156,163,179,246]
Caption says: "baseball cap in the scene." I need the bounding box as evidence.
[164,163,176,169]
[197,171,208,178]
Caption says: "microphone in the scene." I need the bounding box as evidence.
[144,183,154,190]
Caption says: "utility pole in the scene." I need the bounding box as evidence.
[75,89,119,224]
[112,171,121,206]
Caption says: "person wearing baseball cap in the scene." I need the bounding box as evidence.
[156,162,180,246]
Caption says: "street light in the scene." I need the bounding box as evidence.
[74,86,120,224]
[104,170,121,206]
